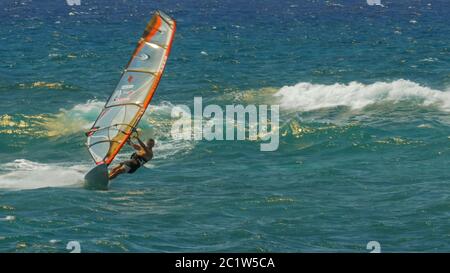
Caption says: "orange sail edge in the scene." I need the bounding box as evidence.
[86,11,176,166]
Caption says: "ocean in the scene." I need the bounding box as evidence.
[0,0,449,252]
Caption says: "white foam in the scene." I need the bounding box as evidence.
[274,79,450,111]
[146,100,178,116]
[68,99,104,114]
[0,216,15,221]
[57,99,104,129]
[0,159,88,190]
[54,100,178,131]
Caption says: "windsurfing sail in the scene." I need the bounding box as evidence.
[86,11,176,165]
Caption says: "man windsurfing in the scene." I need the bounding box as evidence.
[108,129,154,180]
[83,11,175,189]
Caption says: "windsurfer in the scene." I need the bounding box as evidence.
[108,129,154,180]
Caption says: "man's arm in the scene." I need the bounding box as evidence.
[128,128,144,151]
[127,136,141,151]
[131,143,142,151]
[135,136,152,154]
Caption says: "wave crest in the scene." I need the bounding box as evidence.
[274,80,450,111]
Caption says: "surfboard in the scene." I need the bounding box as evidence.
[83,10,176,189]
[84,164,109,190]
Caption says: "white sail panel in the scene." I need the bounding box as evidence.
[87,105,140,163]
[128,43,165,73]
[150,18,172,46]
[106,71,156,108]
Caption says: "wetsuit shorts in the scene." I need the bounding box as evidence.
[123,159,141,174]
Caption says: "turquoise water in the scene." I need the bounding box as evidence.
[1,0,450,252]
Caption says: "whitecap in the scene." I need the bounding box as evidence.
[274,79,450,112]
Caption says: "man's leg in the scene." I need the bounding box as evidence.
[109,163,126,180]
[109,163,122,175]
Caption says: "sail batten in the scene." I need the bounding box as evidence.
[125,69,158,76]
[86,11,176,165]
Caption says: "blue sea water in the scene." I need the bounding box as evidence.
[0,0,449,252]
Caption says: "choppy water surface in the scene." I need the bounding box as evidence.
[0,0,449,252]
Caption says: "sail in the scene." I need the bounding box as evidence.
[86,11,176,165]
